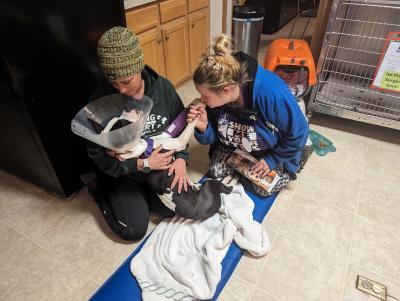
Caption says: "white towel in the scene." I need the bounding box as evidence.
[130,183,271,301]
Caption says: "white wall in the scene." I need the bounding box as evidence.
[226,0,233,36]
[209,0,223,43]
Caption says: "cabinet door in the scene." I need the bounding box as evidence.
[188,0,209,13]
[159,0,186,24]
[125,4,158,34]
[162,17,190,85]
[188,8,210,73]
[138,29,166,77]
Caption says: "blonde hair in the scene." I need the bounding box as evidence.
[193,34,248,93]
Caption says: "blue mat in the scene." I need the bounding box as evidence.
[90,181,277,301]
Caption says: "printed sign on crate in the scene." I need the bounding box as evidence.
[371,32,400,93]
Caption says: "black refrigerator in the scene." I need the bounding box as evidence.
[0,0,125,197]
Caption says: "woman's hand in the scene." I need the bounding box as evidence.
[147,145,175,170]
[251,158,270,178]
[187,104,208,133]
[106,149,127,161]
[168,158,190,193]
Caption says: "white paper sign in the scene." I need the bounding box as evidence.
[372,41,400,92]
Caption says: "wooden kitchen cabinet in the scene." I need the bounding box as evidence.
[162,17,190,85]
[188,0,208,13]
[125,0,209,86]
[188,8,209,72]
[125,3,158,34]
[159,0,187,24]
[137,28,166,77]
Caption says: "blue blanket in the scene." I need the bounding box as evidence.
[90,181,277,301]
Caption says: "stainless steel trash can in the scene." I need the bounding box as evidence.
[233,5,265,59]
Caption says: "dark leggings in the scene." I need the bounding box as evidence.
[93,174,175,241]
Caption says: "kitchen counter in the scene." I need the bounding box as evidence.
[124,0,156,10]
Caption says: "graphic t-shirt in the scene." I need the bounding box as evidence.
[142,113,169,136]
[216,107,269,156]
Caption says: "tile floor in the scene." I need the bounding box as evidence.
[1,17,400,301]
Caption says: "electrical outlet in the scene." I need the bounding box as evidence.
[356,275,387,300]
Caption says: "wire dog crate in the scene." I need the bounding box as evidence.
[308,0,400,129]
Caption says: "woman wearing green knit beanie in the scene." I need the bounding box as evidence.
[87,26,190,241]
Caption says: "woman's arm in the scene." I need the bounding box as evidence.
[257,88,309,172]
[190,106,217,145]
[87,141,140,177]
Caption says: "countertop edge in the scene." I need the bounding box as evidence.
[124,0,156,10]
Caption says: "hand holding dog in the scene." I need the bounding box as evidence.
[148,145,175,170]
[169,158,190,193]
[187,104,208,133]
[107,145,174,171]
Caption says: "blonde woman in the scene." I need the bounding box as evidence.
[187,34,309,196]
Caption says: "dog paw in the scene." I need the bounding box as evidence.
[191,183,201,191]
[221,176,232,185]
[222,175,239,187]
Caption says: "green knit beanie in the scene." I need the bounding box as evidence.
[97,27,144,81]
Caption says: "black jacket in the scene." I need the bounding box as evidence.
[87,65,188,179]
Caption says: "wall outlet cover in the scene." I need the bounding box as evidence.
[356,275,387,300]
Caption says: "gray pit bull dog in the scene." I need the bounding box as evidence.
[98,99,232,220]
[143,170,232,220]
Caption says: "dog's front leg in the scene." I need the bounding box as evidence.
[117,116,199,159]
[117,139,148,159]
[151,116,199,151]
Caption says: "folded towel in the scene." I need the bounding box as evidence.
[130,183,271,301]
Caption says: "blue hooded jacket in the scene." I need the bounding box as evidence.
[195,53,309,178]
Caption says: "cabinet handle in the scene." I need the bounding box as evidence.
[165,36,169,41]
[191,24,195,28]
[158,38,161,44]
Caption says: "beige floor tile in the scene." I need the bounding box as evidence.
[30,196,97,245]
[92,214,159,283]
[0,172,55,236]
[342,264,400,301]
[38,214,118,276]
[262,185,296,232]
[75,279,101,301]
[350,215,400,281]
[310,116,372,146]
[217,276,255,301]
[310,114,400,164]
[307,139,368,179]
[279,195,354,267]
[235,229,276,284]
[368,138,400,155]
[0,221,38,274]
[92,240,140,284]
[258,235,345,301]
[0,270,10,300]
[358,179,400,229]
[296,165,361,212]
[365,124,400,154]
[0,249,87,301]
[364,145,400,187]
[251,289,279,301]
